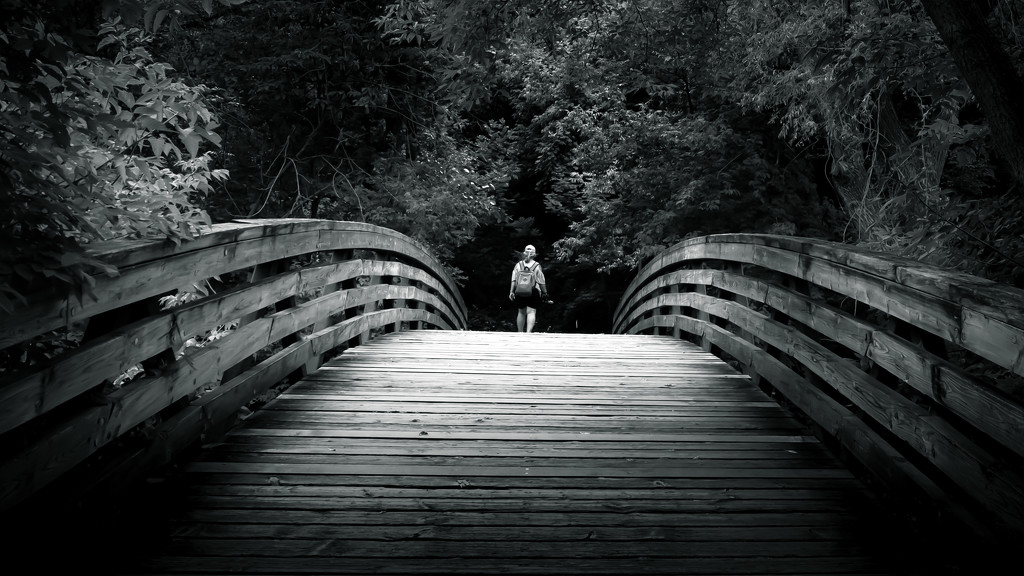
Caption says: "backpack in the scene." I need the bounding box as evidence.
[514,261,538,297]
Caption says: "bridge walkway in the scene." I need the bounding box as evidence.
[91,329,941,575]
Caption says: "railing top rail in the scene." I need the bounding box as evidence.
[1,218,467,349]
[0,218,466,511]
[612,232,1024,541]
[614,233,1024,378]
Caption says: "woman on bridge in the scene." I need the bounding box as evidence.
[509,244,550,333]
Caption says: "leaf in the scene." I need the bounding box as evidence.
[138,116,164,131]
[148,137,166,157]
[144,3,160,32]
[154,9,170,33]
[179,128,200,158]
[97,34,119,51]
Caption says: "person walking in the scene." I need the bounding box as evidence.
[509,244,549,333]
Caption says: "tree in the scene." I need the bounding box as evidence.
[1,3,227,312]
[366,1,842,331]
[153,0,511,272]
[918,0,1024,188]
[380,1,830,265]
[724,0,1024,285]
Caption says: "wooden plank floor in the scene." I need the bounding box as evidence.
[120,330,920,575]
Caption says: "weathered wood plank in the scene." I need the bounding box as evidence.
[1,225,468,511]
[161,537,879,558]
[0,271,455,439]
[615,236,1024,541]
[105,330,923,576]
[188,454,844,471]
[135,555,896,575]
[207,440,834,458]
[176,473,867,490]
[181,495,863,514]
[629,268,1024,460]
[175,507,874,527]
[1,220,466,348]
[185,484,867,500]
[165,522,870,541]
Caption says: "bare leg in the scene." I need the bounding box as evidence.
[526,307,537,333]
[516,308,526,332]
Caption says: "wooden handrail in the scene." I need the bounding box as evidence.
[613,233,1024,539]
[0,219,467,510]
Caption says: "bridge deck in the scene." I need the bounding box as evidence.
[120,331,916,574]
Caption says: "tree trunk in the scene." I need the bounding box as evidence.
[918,0,1024,189]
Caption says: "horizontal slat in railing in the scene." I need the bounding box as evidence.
[614,234,1024,539]
[0,219,466,510]
[0,219,466,349]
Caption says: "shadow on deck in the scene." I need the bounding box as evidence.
[7,331,1002,575]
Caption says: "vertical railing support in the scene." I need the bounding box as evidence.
[669,283,681,339]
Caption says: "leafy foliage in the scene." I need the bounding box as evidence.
[355,125,513,269]
[1,6,226,312]
[393,1,831,272]
[723,0,1024,285]
[368,0,1024,331]
[152,0,511,278]
[7,0,1022,330]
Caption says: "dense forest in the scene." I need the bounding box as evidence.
[4,0,1024,334]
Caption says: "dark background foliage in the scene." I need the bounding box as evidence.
[4,0,1024,333]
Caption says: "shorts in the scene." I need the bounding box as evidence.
[515,291,543,310]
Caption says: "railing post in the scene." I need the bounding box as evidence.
[385,272,403,334]
[407,279,421,330]
[651,287,661,336]
[655,285,672,336]
[723,262,761,387]
[342,250,372,348]
[221,259,288,385]
[364,251,382,343]
[614,233,1024,541]
[0,219,469,511]
[302,250,346,374]
[693,282,713,352]
[669,283,681,339]
[423,285,437,330]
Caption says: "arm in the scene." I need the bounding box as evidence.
[535,265,549,298]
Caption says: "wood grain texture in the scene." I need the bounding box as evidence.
[0,220,467,510]
[0,219,466,349]
[114,330,919,575]
[614,234,1024,377]
[612,233,1024,540]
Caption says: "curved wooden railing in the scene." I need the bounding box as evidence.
[613,234,1024,539]
[0,219,467,510]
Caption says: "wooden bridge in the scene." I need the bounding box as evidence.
[2,219,1023,574]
